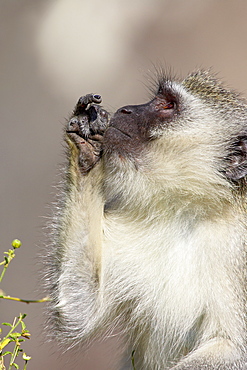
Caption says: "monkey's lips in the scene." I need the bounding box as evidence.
[103,126,133,150]
[105,126,132,138]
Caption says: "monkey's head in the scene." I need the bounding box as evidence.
[103,71,247,204]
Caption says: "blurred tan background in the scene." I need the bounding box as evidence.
[1,0,247,369]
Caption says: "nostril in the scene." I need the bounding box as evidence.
[119,107,132,114]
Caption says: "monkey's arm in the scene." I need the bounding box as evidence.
[171,338,245,369]
[46,94,109,344]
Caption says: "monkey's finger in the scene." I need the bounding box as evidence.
[66,117,80,133]
[88,134,104,142]
[74,94,102,115]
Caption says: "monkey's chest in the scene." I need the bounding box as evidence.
[102,217,207,329]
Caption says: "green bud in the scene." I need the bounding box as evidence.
[12,239,22,249]
[23,353,31,361]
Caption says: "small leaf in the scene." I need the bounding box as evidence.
[0,338,11,350]
[2,322,12,327]
[12,363,19,369]
[21,332,30,339]
[2,351,12,355]
[10,332,21,338]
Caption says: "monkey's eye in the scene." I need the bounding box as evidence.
[157,100,176,112]
[154,91,179,116]
[162,102,175,110]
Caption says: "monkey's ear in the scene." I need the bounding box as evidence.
[225,136,247,180]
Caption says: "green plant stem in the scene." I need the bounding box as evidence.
[2,316,22,345]
[8,341,19,370]
[0,355,6,370]
[0,266,8,284]
[131,350,136,370]
[0,295,50,304]
[0,249,16,283]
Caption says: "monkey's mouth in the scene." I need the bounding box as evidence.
[103,126,134,155]
[106,126,132,138]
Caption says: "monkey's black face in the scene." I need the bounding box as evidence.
[103,92,179,159]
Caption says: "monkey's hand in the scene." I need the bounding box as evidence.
[66,94,109,174]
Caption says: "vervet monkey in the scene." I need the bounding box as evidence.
[45,70,247,369]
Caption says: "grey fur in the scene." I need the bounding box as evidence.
[45,70,247,369]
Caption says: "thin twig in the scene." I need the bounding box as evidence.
[0,295,50,304]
